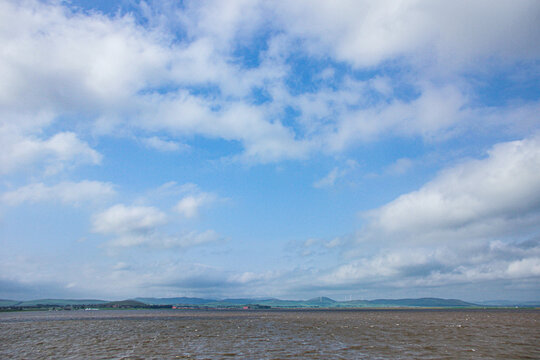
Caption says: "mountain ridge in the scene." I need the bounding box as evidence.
[2,297,539,308]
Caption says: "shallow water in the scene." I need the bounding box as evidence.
[0,309,538,359]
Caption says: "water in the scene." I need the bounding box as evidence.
[1,309,538,359]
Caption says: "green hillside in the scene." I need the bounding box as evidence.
[367,298,476,307]
[0,296,484,309]
[17,299,108,307]
[103,300,147,307]
[0,299,20,307]
[135,297,215,305]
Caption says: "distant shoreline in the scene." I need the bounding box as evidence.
[2,296,538,312]
[2,306,539,313]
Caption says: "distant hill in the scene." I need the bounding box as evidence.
[135,297,215,305]
[133,296,477,308]
[0,299,20,307]
[219,298,274,305]
[477,300,540,307]
[11,296,540,309]
[104,300,147,307]
[366,298,476,307]
[0,299,108,307]
[306,296,337,305]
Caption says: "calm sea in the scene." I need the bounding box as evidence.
[1,309,538,359]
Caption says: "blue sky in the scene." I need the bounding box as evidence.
[1,0,539,302]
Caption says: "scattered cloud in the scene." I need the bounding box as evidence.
[173,184,223,218]
[1,0,539,301]
[1,181,115,206]
[146,182,199,199]
[313,168,342,188]
[141,136,189,152]
[273,0,540,67]
[108,230,220,249]
[1,237,538,300]
[92,201,222,250]
[314,160,358,188]
[92,204,167,235]
[385,158,414,176]
[112,262,130,271]
[2,0,537,168]
[0,131,101,175]
[175,193,217,218]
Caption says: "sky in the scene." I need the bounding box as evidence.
[1,0,539,302]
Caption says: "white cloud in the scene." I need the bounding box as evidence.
[308,141,540,291]
[273,0,540,67]
[359,136,540,243]
[321,239,540,288]
[92,201,221,250]
[175,188,219,218]
[141,182,200,201]
[92,204,167,235]
[169,0,540,70]
[314,160,358,188]
[1,180,115,205]
[0,131,101,175]
[0,0,304,163]
[507,258,540,278]
[112,262,130,271]
[0,0,169,113]
[108,230,220,249]
[1,0,538,167]
[142,136,189,152]
[1,236,537,299]
[228,270,282,285]
[313,168,341,188]
[386,158,413,176]
[138,97,310,163]
[320,84,469,152]
[141,182,223,219]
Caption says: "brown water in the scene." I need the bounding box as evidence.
[0,309,538,359]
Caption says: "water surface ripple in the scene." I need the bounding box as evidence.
[1,309,538,359]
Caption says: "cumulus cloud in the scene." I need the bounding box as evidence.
[139,182,223,219]
[318,84,470,151]
[273,0,540,67]
[174,185,222,218]
[1,180,115,205]
[0,0,301,164]
[359,136,540,244]
[175,194,215,218]
[92,202,221,250]
[2,0,537,167]
[0,0,168,114]
[92,204,167,235]
[0,131,101,175]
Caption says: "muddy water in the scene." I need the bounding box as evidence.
[1,309,538,359]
